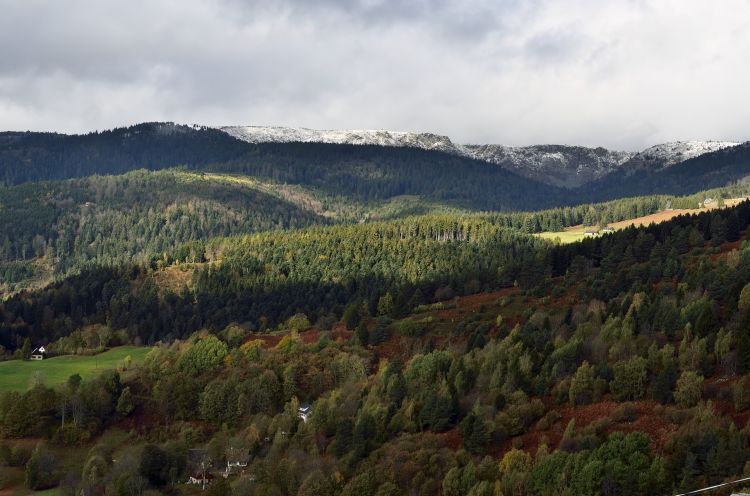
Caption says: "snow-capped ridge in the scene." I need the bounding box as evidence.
[461,144,634,188]
[215,125,745,188]
[220,126,457,153]
[634,140,741,167]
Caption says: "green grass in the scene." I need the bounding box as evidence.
[0,439,95,494]
[1,467,67,494]
[0,346,151,392]
[29,488,64,495]
[536,230,588,244]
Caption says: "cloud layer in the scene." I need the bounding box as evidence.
[1,0,748,150]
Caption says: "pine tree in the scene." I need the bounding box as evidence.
[21,338,31,360]
[710,215,728,246]
[738,323,750,374]
[355,323,369,347]
[460,411,489,454]
[569,361,595,405]
[116,387,135,417]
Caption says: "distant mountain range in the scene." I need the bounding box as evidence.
[1,122,749,206]
[220,125,742,188]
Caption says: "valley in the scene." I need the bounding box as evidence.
[1,123,750,495]
[6,0,750,494]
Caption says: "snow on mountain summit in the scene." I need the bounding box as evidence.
[220,126,457,153]
[635,140,741,166]
[217,125,636,188]
[216,125,744,188]
[461,144,633,188]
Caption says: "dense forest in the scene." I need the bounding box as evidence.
[581,142,750,201]
[2,162,749,295]
[5,125,750,495]
[4,123,750,211]
[3,199,750,494]
[1,197,748,349]
[0,124,249,186]
[0,170,330,292]
[0,123,567,210]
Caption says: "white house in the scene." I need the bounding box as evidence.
[30,346,46,360]
[298,403,311,422]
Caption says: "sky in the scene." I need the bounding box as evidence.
[0,0,748,150]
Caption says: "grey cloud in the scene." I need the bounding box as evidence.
[0,0,749,150]
[218,0,524,42]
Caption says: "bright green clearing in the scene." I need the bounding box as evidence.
[0,346,151,392]
[536,229,588,244]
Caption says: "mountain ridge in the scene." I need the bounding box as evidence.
[1,121,746,196]
[218,124,742,188]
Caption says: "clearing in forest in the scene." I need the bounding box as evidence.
[538,197,748,244]
[0,346,151,392]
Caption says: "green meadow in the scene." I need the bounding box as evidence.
[536,229,588,244]
[0,346,151,391]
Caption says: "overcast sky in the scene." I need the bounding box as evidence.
[0,0,748,150]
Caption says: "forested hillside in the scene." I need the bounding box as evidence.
[0,123,249,185]
[583,142,750,201]
[211,142,568,211]
[0,215,547,349]
[4,123,749,212]
[2,198,748,350]
[2,197,750,495]
[0,170,331,293]
[2,162,748,294]
[5,123,750,496]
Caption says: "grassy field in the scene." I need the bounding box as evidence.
[0,346,151,392]
[537,197,749,245]
[536,229,588,244]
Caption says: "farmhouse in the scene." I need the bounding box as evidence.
[30,346,46,360]
[601,226,615,233]
[188,472,214,485]
[298,403,311,422]
[583,228,599,237]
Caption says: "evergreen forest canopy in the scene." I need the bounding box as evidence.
[3,122,750,206]
[4,123,750,495]
[2,161,750,294]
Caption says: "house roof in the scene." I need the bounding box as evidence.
[31,346,46,354]
[298,403,311,412]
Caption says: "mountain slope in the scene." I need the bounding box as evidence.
[218,125,743,188]
[221,125,457,153]
[631,140,740,168]
[0,122,571,211]
[221,125,633,187]
[462,144,632,188]
[213,141,566,211]
[0,122,248,186]
[2,122,747,210]
[582,142,750,201]
[0,169,331,294]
